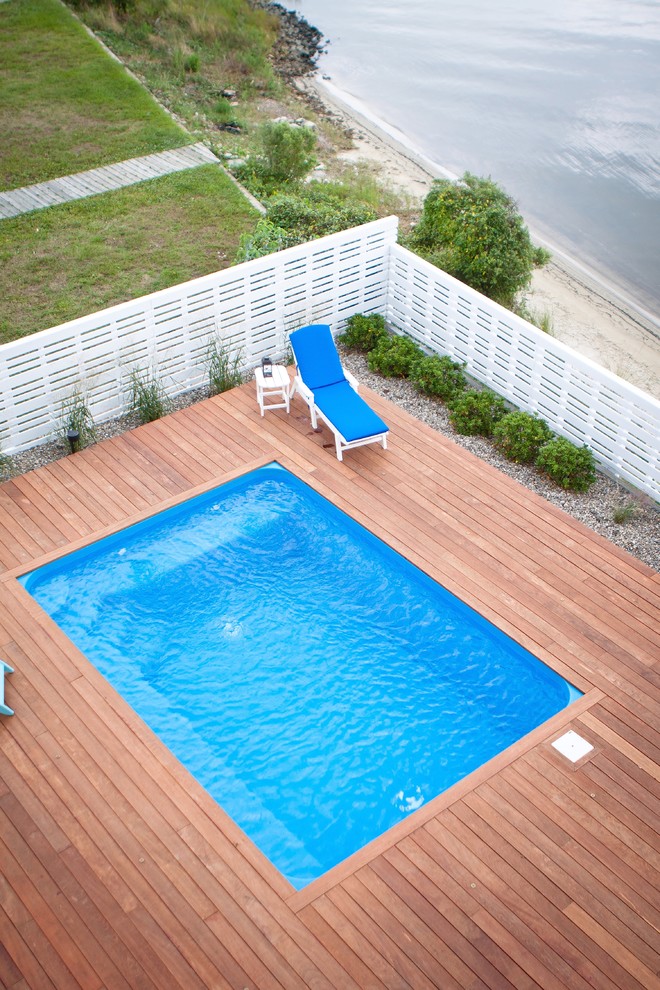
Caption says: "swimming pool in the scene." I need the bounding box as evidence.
[20,462,580,889]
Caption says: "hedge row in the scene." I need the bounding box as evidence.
[338,314,597,492]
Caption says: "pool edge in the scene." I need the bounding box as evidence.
[286,685,605,912]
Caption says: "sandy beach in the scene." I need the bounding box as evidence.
[300,76,660,401]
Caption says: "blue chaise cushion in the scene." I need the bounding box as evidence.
[313,381,388,442]
[290,324,346,391]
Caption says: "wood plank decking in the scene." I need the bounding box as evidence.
[0,380,658,990]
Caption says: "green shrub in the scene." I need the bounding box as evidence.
[129,367,170,424]
[235,189,377,261]
[408,172,550,308]
[267,189,377,238]
[535,437,597,492]
[409,354,467,401]
[59,387,97,450]
[367,334,423,378]
[259,121,317,185]
[234,219,298,262]
[234,124,317,194]
[338,313,388,352]
[492,410,553,464]
[207,336,244,395]
[212,97,237,125]
[447,388,508,436]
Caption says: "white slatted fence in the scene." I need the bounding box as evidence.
[386,244,660,498]
[0,218,395,454]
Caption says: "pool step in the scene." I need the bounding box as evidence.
[1,660,14,716]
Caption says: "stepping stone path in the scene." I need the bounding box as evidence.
[0,142,220,219]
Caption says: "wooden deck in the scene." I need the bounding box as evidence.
[1,380,658,990]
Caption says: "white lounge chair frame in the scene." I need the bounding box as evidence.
[290,369,389,462]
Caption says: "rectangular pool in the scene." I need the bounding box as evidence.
[20,462,580,888]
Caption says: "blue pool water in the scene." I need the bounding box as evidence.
[21,463,579,888]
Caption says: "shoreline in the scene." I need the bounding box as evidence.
[298,75,660,400]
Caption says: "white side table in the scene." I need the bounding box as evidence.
[254,364,291,416]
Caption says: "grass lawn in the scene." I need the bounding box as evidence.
[0,0,190,190]
[0,165,258,342]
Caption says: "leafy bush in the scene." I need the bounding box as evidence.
[235,219,299,262]
[492,410,553,464]
[338,313,388,352]
[235,188,378,261]
[447,388,508,436]
[212,97,235,124]
[367,334,423,378]
[409,354,467,401]
[233,123,317,195]
[59,387,97,450]
[409,173,550,308]
[535,437,597,492]
[207,336,244,395]
[129,367,170,423]
[267,188,377,238]
[264,122,317,182]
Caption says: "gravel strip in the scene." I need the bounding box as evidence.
[4,373,658,572]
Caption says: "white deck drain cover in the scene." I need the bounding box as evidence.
[552,730,593,763]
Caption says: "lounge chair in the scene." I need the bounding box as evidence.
[289,324,389,461]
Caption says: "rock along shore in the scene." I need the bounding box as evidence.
[249,0,325,78]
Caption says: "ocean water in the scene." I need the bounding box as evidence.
[293,0,660,321]
[21,463,578,888]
